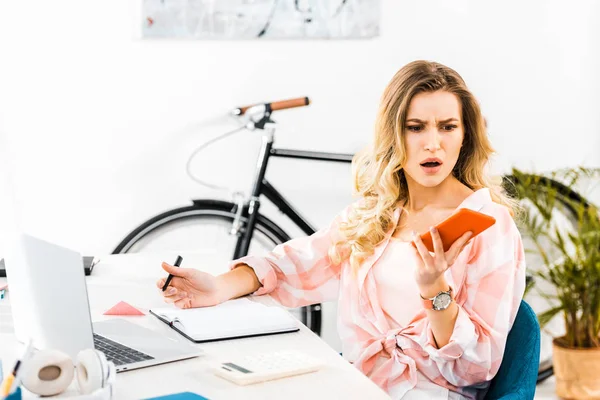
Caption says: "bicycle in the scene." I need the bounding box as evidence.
[112,96,589,384]
[113,97,352,336]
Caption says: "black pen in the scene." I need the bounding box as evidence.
[162,255,183,292]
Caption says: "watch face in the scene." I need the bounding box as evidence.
[433,293,452,310]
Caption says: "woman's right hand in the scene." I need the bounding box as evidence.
[156,262,225,309]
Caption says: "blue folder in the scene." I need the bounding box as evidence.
[144,392,209,400]
[4,387,22,400]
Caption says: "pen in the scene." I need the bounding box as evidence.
[1,339,33,396]
[162,255,183,292]
[0,374,14,397]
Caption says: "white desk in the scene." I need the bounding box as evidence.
[0,253,390,400]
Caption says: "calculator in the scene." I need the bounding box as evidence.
[212,350,324,386]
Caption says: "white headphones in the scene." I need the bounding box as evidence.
[20,348,115,399]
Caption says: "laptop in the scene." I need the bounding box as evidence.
[0,255,97,277]
[4,234,203,372]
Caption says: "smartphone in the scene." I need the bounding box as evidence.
[415,208,496,253]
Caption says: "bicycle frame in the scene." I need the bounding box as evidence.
[231,121,354,260]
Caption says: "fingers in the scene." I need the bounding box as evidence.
[430,227,445,259]
[164,286,178,296]
[162,287,189,304]
[174,297,192,309]
[412,231,434,266]
[156,278,166,289]
[446,231,473,264]
[161,262,191,278]
[454,231,473,251]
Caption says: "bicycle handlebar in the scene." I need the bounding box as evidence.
[233,97,310,116]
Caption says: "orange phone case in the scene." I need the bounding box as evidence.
[416,208,496,252]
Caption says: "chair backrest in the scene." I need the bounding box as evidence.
[484,299,541,399]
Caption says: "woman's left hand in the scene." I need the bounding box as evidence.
[412,227,472,289]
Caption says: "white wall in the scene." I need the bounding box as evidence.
[1,0,599,351]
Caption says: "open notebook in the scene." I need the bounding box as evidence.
[149,298,299,343]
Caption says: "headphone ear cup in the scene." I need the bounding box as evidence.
[76,349,109,395]
[21,349,74,397]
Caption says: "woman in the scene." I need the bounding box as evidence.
[156,60,527,399]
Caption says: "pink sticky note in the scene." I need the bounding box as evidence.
[103,301,145,316]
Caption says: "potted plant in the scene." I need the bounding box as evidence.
[506,167,600,399]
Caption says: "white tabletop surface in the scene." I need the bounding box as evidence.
[0,252,391,400]
[0,251,559,399]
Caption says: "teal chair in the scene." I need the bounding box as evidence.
[484,300,541,399]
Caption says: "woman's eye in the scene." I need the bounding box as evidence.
[407,126,422,132]
[441,125,457,132]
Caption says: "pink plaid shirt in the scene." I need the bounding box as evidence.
[230,188,526,399]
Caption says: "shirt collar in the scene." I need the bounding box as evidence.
[456,187,492,212]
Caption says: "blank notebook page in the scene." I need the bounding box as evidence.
[150,298,298,341]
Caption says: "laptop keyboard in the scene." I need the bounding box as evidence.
[93,333,155,366]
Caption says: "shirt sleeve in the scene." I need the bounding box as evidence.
[421,205,527,387]
[228,202,355,308]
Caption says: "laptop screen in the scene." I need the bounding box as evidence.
[3,234,95,358]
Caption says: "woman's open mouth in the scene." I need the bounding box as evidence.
[420,158,443,174]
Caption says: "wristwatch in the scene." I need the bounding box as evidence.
[420,286,453,311]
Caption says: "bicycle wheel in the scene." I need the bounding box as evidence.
[503,174,590,383]
[112,199,322,335]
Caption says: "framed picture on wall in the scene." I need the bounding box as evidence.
[142,0,380,39]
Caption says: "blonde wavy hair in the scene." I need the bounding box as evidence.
[329,60,519,271]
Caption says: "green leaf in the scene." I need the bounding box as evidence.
[538,305,564,329]
[509,167,600,347]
